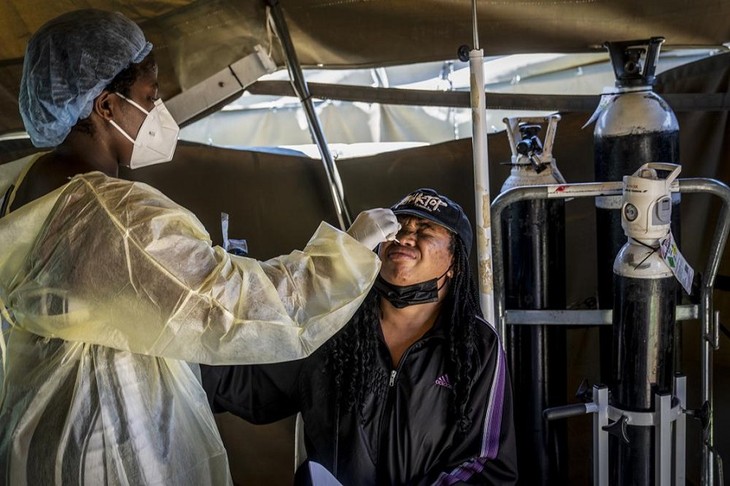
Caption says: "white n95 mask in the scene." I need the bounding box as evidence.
[109,93,180,169]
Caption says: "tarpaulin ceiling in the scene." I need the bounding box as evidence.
[1,0,729,138]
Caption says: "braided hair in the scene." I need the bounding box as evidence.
[325,233,481,434]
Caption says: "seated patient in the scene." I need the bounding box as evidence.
[0,9,398,486]
[203,188,518,485]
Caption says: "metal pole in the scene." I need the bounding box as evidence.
[678,178,730,486]
[656,393,672,485]
[675,375,687,486]
[468,0,495,325]
[266,0,352,230]
[594,386,610,486]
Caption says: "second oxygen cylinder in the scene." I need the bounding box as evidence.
[594,37,680,383]
[501,116,567,486]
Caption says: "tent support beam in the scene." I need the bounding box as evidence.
[266,0,352,230]
[247,80,730,112]
[467,1,496,326]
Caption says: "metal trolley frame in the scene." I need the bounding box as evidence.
[490,178,730,486]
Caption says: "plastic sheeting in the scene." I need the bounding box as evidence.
[0,167,380,484]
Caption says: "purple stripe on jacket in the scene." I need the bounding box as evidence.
[434,333,506,485]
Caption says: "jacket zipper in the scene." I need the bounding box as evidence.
[376,366,400,483]
[375,344,419,482]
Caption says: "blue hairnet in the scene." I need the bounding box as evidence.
[19,9,153,147]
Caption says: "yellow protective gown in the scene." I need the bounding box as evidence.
[0,165,380,485]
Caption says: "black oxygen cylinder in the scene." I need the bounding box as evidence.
[501,117,567,486]
[503,200,567,486]
[609,163,680,486]
[594,37,680,384]
[611,254,677,485]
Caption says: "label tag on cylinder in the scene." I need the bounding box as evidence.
[659,232,694,294]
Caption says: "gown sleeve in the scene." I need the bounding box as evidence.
[0,172,380,364]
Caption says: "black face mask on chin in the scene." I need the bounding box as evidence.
[373,268,450,309]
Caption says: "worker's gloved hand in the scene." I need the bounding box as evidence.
[346,208,400,250]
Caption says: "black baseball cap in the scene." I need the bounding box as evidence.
[390,188,473,255]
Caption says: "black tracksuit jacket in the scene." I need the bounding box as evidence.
[202,314,518,485]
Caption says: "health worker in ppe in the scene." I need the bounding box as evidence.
[0,9,399,486]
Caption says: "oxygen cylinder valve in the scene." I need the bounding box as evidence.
[622,48,644,77]
[516,123,546,173]
[501,115,565,188]
[605,37,664,87]
[621,163,681,243]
